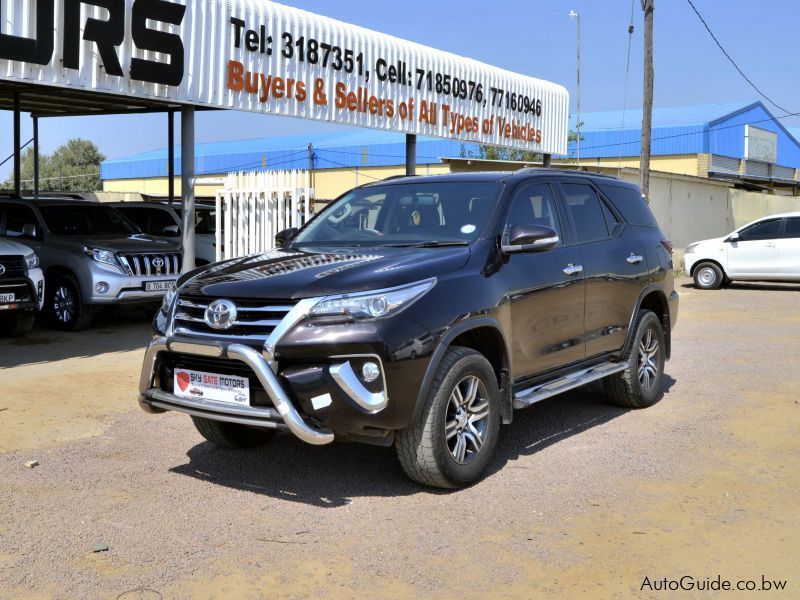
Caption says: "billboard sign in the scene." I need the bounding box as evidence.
[0,0,569,154]
[744,125,778,164]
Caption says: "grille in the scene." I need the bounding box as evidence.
[0,256,26,279]
[120,253,181,277]
[172,295,296,343]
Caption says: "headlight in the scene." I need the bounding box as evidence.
[684,243,699,254]
[24,252,39,270]
[84,246,122,269]
[161,283,178,314]
[310,278,436,320]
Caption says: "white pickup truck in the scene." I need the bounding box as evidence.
[0,238,44,337]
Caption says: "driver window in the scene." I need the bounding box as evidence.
[506,183,562,240]
[3,204,39,238]
[738,219,782,242]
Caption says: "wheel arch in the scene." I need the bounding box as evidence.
[624,285,672,360]
[690,258,726,279]
[411,318,513,427]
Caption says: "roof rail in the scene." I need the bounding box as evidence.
[514,167,618,179]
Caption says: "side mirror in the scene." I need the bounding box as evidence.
[275,227,299,247]
[502,225,560,254]
[21,223,38,239]
[163,224,180,236]
[727,232,740,243]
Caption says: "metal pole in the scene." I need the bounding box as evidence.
[33,115,39,198]
[576,13,581,164]
[181,106,196,272]
[13,93,21,197]
[640,0,655,199]
[308,143,314,189]
[406,134,417,176]
[168,110,175,204]
[543,154,552,168]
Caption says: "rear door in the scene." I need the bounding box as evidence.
[503,181,586,378]
[778,217,800,279]
[726,218,782,277]
[557,181,649,358]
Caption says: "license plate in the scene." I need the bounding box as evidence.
[173,369,250,406]
[0,293,14,303]
[145,280,175,292]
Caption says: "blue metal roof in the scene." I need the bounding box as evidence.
[101,129,479,181]
[566,101,800,168]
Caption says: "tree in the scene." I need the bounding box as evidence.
[3,138,105,193]
[460,144,542,163]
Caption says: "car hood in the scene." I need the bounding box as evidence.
[179,246,472,299]
[79,234,182,253]
[0,237,34,256]
[688,236,726,248]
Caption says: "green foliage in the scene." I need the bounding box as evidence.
[460,144,542,163]
[3,138,105,192]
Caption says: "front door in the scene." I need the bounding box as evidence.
[503,182,585,379]
[778,217,800,279]
[726,218,782,277]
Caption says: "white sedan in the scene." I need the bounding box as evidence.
[683,212,800,289]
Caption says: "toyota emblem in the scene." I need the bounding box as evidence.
[152,257,165,275]
[204,299,238,330]
[0,264,5,276]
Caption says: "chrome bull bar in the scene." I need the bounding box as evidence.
[138,336,335,446]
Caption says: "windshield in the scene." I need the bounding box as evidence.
[293,181,503,247]
[39,205,139,236]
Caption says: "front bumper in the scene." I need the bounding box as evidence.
[84,262,177,305]
[138,337,385,446]
[0,268,44,313]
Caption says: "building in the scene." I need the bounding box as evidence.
[102,100,800,200]
[558,101,800,189]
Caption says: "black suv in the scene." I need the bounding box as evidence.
[139,170,678,488]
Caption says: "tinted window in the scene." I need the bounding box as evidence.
[175,207,218,234]
[117,206,179,237]
[39,205,138,235]
[0,203,39,238]
[784,218,800,239]
[600,184,659,227]
[506,183,562,239]
[738,219,782,242]
[562,184,610,244]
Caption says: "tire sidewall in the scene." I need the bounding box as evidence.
[46,275,83,330]
[631,312,666,406]
[430,353,501,486]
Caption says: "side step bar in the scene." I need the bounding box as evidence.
[512,361,629,409]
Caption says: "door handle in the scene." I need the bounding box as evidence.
[627,254,644,265]
[563,264,584,276]
[765,242,776,248]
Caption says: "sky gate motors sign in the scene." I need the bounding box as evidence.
[0,0,568,153]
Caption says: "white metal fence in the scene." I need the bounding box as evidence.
[215,170,313,261]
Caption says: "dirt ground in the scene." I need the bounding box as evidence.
[1,279,798,599]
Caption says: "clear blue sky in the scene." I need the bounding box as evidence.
[2,0,799,179]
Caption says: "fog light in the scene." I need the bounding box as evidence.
[361,362,380,382]
[95,282,110,294]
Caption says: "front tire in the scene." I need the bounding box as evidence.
[395,347,501,489]
[693,262,724,290]
[191,417,275,449]
[604,310,666,408]
[46,274,93,331]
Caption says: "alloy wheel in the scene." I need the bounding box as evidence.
[54,286,75,324]
[445,375,491,465]
[637,328,660,391]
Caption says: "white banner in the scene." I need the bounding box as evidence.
[0,0,568,154]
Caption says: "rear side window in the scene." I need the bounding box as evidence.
[561,184,610,244]
[738,218,782,242]
[601,184,659,228]
[784,218,800,239]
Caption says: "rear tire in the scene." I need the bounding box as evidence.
[0,314,35,337]
[46,274,93,331]
[395,347,501,489]
[604,310,666,408]
[191,416,275,449]
[693,262,724,290]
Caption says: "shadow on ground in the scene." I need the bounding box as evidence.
[681,282,800,292]
[170,377,675,507]
[0,308,154,369]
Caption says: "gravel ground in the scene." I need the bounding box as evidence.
[1,279,798,599]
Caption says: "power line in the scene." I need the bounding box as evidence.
[0,138,34,168]
[315,156,384,182]
[685,0,793,115]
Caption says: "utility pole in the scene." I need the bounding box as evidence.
[640,0,654,199]
[569,10,581,164]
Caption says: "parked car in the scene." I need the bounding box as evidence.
[683,212,800,289]
[0,238,44,337]
[138,170,678,488]
[0,198,182,331]
[110,201,218,265]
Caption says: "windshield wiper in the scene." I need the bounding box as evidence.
[385,241,469,248]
